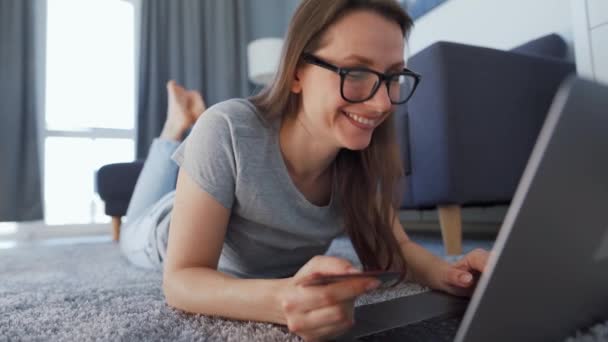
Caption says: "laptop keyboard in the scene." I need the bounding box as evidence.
[358,314,461,342]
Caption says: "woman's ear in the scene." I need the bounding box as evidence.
[291,68,303,94]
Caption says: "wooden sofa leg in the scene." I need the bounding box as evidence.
[112,216,122,242]
[438,205,463,256]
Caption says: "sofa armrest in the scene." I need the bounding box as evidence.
[95,160,144,216]
[403,41,575,208]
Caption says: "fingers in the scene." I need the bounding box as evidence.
[300,319,354,341]
[296,256,358,278]
[286,301,354,337]
[454,248,489,273]
[310,278,379,311]
[442,283,475,298]
[282,277,378,314]
[282,255,377,340]
[284,256,379,314]
[445,266,475,288]
[443,250,489,290]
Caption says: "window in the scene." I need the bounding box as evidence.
[44,0,136,225]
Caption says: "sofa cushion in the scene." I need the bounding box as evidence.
[96,161,143,201]
[510,33,568,60]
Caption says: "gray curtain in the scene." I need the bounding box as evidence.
[0,0,45,222]
[243,0,299,40]
[136,0,251,158]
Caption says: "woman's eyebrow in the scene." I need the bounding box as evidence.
[342,54,405,70]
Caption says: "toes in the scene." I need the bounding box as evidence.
[166,79,176,89]
[167,80,188,99]
[188,90,206,118]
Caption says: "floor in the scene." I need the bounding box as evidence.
[0,230,496,262]
[1,230,604,342]
[0,234,112,250]
[409,232,495,259]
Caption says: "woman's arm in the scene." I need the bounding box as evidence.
[391,210,489,296]
[162,168,288,324]
[391,214,446,287]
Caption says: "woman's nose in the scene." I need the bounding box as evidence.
[366,83,393,113]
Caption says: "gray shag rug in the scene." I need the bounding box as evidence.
[1,237,607,341]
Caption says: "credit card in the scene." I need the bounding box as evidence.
[297,270,404,287]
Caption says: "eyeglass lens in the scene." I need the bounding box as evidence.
[342,70,415,103]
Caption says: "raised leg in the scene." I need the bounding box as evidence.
[125,81,205,223]
[438,205,463,256]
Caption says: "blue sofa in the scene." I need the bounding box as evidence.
[97,34,575,252]
[96,160,143,241]
[396,33,575,254]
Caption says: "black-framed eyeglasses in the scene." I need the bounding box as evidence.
[302,53,421,105]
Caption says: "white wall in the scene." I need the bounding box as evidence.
[407,0,574,59]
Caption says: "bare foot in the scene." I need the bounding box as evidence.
[161,80,206,141]
[188,89,205,122]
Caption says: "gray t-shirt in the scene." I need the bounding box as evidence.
[171,98,344,278]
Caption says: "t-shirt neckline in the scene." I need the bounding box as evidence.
[271,117,336,211]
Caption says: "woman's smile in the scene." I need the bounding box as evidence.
[341,110,383,130]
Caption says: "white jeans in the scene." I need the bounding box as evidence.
[119,138,179,270]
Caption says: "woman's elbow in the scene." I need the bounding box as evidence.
[162,270,180,309]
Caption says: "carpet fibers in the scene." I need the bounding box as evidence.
[1,237,606,341]
[0,239,426,341]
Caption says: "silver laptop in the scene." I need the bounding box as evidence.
[338,76,608,342]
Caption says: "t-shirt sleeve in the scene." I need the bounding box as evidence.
[172,109,237,209]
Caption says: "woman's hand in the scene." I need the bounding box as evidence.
[434,248,490,297]
[277,256,381,341]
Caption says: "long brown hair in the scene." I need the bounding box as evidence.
[250,0,413,276]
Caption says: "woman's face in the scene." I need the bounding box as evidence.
[293,10,405,151]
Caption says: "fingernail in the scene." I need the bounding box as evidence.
[347,267,361,274]
[459,273,472,283]
[366,280,381,291]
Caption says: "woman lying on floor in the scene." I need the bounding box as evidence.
[120,0,489,340]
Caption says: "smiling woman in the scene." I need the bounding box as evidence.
[112,1,491,341]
